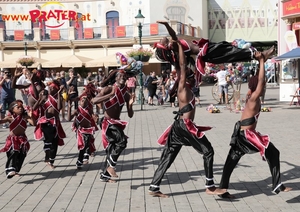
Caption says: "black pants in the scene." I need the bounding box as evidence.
[100,123,127,180]
[219,132,282,192]
[5,146,26,175]
[149,119,215,192]
[76,133,91,167]
[203,41,253,64]
[42,123,59,165]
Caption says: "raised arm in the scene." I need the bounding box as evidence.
[157,21,178,41]
[176,40,187,92]
[250,52,265,101]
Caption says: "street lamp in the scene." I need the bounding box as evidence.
[135,9,145,110]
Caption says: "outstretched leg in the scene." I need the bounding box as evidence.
[265,142,292,194]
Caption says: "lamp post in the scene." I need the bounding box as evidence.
[135,9,145,110]
[24,42,28,56]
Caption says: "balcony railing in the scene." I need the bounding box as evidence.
[0,21,200,42]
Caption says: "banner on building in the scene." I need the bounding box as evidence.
[14,30,24,41]
[84,28,93,39]
[50,30,60,40]
[116,26,126,37]
[150,23,158,35]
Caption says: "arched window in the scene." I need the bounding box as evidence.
[106,11,119,38]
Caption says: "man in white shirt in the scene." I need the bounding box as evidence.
[216,64,229,104]
[16,68,31,106]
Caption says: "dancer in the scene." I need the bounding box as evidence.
[0,100,35,178]
[33,80,66,169]
[154,21,275,85]
[12,68,46,123]
[148,40,225,198]
[218,51,292,199]
[92,69,134,183]
[68,86,99,169]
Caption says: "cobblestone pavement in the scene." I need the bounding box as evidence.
[0,83,300,212]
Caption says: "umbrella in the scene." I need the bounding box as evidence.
[0,56,48,68]
[85,54,120,67]
[275,47,300,61]
[42,55,92,68]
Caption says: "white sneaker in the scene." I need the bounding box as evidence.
[2,124,7,129]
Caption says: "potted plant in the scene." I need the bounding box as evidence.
[17,56,35,67]
[126,48,153,62]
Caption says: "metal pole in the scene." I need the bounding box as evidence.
[138,23,143,110]
[24,42,27,56]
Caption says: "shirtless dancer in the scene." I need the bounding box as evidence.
[12,68,46,123]
[218,52,292,199]
[92,69,134,183]
[148,40,226,198]
[34,80,66,169]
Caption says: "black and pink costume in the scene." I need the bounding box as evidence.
[0,114,29,178]
[219,112,287,194]
[149,96,217,193]
[72,105,98,168]
[34,94,66,165]
[99,84,129,181]
[156,39,254,86]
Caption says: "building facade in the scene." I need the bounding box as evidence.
[278,0,300,101]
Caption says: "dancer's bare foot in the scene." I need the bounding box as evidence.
[283,187,292,192]
[46,162,55,169]
[206,186,227,195]
[83,160,89,165]
[107,166,118,178]
[149,191,169,198]
[261,45,275,61]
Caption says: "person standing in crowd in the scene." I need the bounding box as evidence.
[85,71,95,85]
[160,70,168,101]
[215,64,229,104]
[66,69,82,109]
[33,80,66,169]
[92,69,134,183]
[59,71,68,122]
[147,71,160,106]
[0,69,16,129]
[218,51,292,199]
[94,68,106,114]
[192,81,202,107]
[126,76,137,103]
[149,40,225,198]
[0,100,35,178]
[15,68,31,106]
[165,73,176,107]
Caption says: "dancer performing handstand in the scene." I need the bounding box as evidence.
[148,40,226,198]
[92,69,134,183]
[218,51,292,199]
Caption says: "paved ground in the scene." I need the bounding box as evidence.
[0,83,300,212]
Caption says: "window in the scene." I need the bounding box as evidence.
[106,11,119,38]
